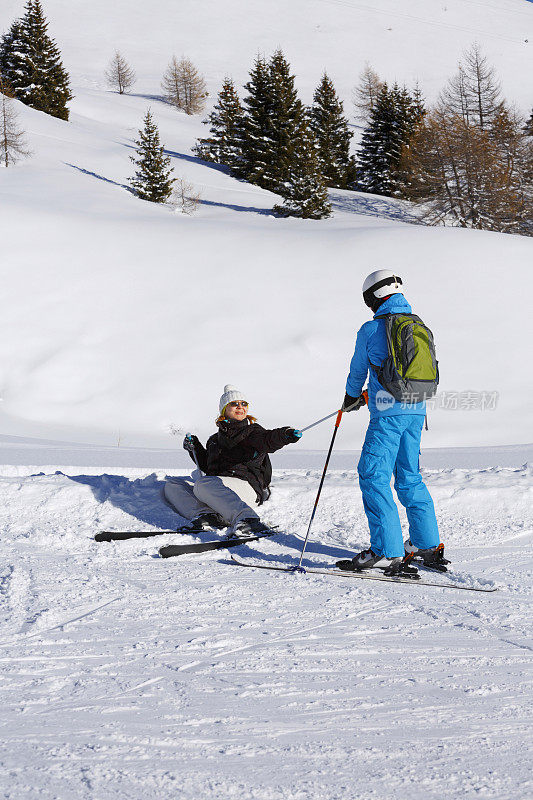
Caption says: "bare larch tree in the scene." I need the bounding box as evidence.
[161,56,207,114]
[440,43,504,130]
[0,76,30,166]
[105,51,136,94]
[401,108,531,234]
[352,63,383,125]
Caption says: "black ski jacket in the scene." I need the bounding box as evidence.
[188,419,293,503]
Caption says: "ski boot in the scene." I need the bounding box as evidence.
[177,512,226,534]
[336,548,402,572]
[404,540,450,572]
[227,518,278,539]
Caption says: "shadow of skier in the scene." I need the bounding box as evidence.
[67,473,359,559]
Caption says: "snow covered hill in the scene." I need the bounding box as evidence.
[1,0,532,450]
[1,0,532,460]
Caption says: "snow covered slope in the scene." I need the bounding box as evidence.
[0,454,531,799]
[0,0,532,451]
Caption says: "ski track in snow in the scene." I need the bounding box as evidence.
[0,462,531,799]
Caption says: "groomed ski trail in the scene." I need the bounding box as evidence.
[0,463,531,799]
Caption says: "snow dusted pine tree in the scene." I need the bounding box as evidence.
[309,72,356,188]
[0,21,24,83]
[273,120,331,219]
[241,51,311,191]
[240,56,274,185]
[259,50,308,192]
[193,77,244,171]
[0,0,71,120]
[356,83,424,196]
[241,51,331,218]
[105,51,136,95]
[0,75,30,166]
[130,110,174,202]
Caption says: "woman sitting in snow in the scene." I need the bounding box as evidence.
[163,385,302,537]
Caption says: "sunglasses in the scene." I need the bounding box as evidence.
[228,401,249,408]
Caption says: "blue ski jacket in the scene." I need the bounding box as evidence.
[345,293,426,419]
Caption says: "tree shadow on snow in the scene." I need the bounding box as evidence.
[66,163,135,193]
[163,147,233,174]
[197,198,274,216]
[329,190,420,224]
[127,92,173,105]
[160,148,274,215]
[121,141,233,176]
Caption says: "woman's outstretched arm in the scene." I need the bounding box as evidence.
[247,424,300,454]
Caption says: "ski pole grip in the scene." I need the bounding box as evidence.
[362,390,369,405]
[335,409,343,427]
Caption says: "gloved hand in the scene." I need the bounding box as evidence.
[283,427,303,443]
[342,391,367,412]
[183,433,199,453]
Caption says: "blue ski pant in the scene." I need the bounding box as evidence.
[357,415,439,558]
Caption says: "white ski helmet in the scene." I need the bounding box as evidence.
[362,270,403,310]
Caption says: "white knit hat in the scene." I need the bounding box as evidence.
[219,384,248,414]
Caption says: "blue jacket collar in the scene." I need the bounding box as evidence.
[373,293,411,317]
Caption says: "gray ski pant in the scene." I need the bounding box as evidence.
[164,473,260,531]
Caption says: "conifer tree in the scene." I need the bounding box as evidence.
[273,119,331,219]
[193,77,244,171]
[0,21,24,82]
[240,55,274,184]
[356,83,425,196]
[241,50,308,192]
[0,1,71,120]
[309,72,356,188]
[524,109,533,137]
[129,110,174,202]
[260,50,307,191]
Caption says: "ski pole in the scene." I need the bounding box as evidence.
[300,409,340,433]
[291,409,344,573]
[300,394,367,433]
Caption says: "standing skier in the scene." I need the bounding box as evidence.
[163,385,302,537]
[337,270,444,573]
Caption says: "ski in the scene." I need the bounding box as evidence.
[95,530,185,542]
[229,555,498,592]
[159,533,276,558]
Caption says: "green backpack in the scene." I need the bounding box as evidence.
[372,313,439,403]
